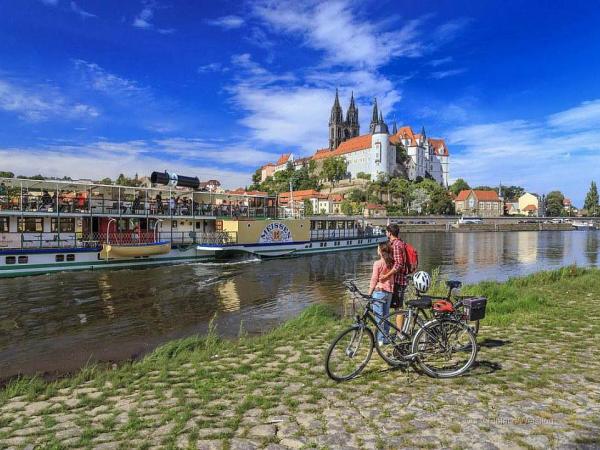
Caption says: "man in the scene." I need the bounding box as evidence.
[380,223,408,320]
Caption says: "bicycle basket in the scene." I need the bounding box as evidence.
[461,297,487,321]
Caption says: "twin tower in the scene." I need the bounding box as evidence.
[328,90,388,150]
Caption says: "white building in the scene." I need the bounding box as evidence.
[260,94,450,187]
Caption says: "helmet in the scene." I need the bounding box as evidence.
[413,271,431,293]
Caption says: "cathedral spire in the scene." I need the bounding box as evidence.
[329,89,344,150]
[392,121,398,135]
[369,98,379,133]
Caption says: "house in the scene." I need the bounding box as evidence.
[329,194,344,214]
[518,193,539,216]
[363,203,387,218]
[454,190,503,217]
[505,202,520,215]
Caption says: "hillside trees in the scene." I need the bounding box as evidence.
[545,191,565,217]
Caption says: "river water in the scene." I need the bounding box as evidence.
[1,230,598,380]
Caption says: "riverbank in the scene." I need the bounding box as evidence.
[2,267,600,449]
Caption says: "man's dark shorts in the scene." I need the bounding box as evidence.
[391,284,406,309]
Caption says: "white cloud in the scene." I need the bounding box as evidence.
[70,1,96,18]
[73,59,148,98]
[132,1,174,34]
[206,15,245,29]
[447,100,600,205]
[428,56,453,67]
[547,99,600,131]
[252,0,426,69]
[429,68,467,79]
[197,62,227,73]
[0,139,264,188]
[0,79,99,122]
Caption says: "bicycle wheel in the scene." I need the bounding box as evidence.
[411,319,477,378]
[374,309,411,367]
[325,325,374,381]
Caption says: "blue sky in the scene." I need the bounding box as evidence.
[1,0,599,205]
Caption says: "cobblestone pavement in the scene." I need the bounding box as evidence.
[1,279,600,449]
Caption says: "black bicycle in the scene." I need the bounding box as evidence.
[325,281,480,381]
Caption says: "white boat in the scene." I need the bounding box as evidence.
[571,220,596,230]
[0,176,384,277]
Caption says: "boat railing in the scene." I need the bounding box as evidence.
[0,194,278,219]
[309,228,384,241]
[0,230,239,250]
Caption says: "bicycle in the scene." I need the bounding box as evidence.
[325,281,479,381]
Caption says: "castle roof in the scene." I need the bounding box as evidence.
[312,134,372,160]
[428,138,449,156]
[275,153,291,166]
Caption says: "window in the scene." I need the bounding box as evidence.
[336,221,346,229]
[51,218,75,233]
[172,220,178,228]
[347,221,354,229]
[17,217,43,232]
[328,221,336,230]
[55,254,65,262]
[0,217,8,232]
[66,254,75,261]
[18,256,28,264]
[5,256,16,264]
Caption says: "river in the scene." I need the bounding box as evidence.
[1,230,599,380]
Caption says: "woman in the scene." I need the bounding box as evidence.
[367,242,395,344]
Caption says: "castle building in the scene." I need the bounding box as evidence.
[259,91,450,187]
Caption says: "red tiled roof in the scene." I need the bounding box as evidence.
[428,138,449,156]
[228,189,268,196]
[455,190,501,202]
[523,204,538,211]
[312,134,372,160]
[278,189,321,200]
[275,153,291,166]
[365,203,386,210]
[328,194,343,202]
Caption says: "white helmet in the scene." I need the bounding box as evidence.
[413,271,431,293]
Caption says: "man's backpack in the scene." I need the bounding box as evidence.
[404,242,419,274]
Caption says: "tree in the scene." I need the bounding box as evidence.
[389,178,413,214]
[394,143,408,165]
[545,191,565,217]
[0,171,14,178]
[584,181,599,216]
[356,172,371,180]
[99,177,113,185]
[340,200,354,215]
[501,185,525,201]
[449,178,470,196]
[346,188,366,203]
[303,199,314,216]
[322,156,348,188]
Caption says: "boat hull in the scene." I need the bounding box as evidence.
[100,242,171,259]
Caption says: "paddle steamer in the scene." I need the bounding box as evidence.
[0,174,385,277]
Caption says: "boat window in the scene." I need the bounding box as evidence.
[336,221,346,229]
[347,221,354,229]
[18,256,28,264]
[5,256,16,264]
[328,221,336,230]
[17,217,43,232]
[172,220,177,228]
[66,254,75,261]
[195,222,201,229]
[51,218,75,233]
[55,254,65,262]
[316,221,326,230]
[0,217,8,232]
[310,221,315,230]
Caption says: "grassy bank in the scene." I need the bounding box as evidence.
[1,267,600,449]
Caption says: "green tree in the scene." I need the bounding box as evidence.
[0,171,15,178]
[501,185,525,201]
[394,143,408,164]
[322,156,348,188]
[99,177,113,185]
[583,181,599,216]
[545,191,565,217]
[356,172,371,180]
[340,200,354,215]
[449,178,470,196]
[346,188,366,203]
[389,178,413,214]
[303,199,314,216]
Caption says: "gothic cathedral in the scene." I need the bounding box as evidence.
[328,90,360,150]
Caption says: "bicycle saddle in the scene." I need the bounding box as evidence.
[446,280,462,289]
[407,296,432,308]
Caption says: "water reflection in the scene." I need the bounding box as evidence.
[0,230,598,380]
